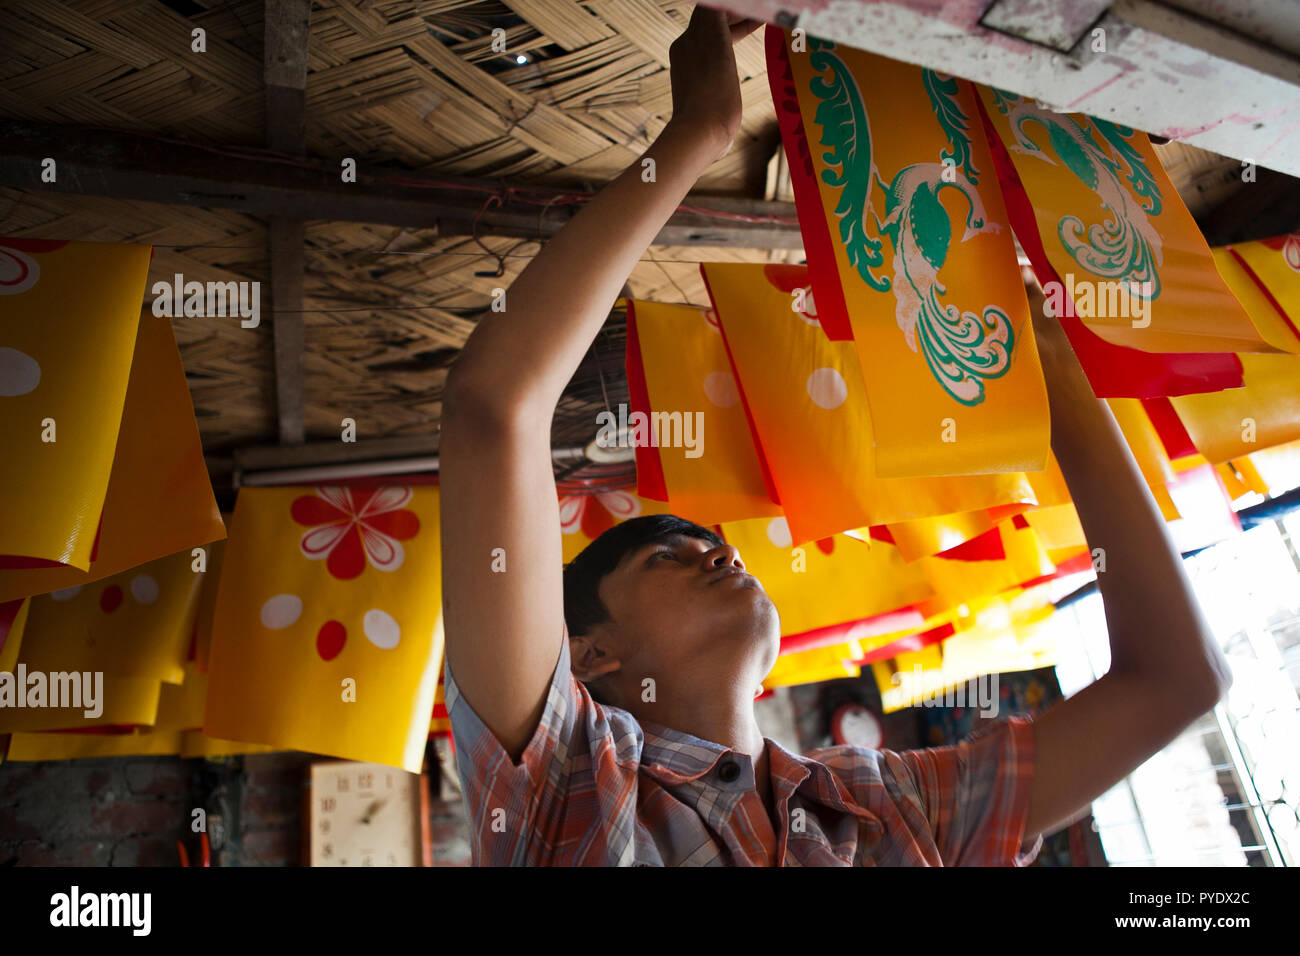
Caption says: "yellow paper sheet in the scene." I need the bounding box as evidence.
[0,240,149,568]
[18,547,203,685]
[719,517,933,638]
[1169,354,1300,463]
[630,299,782,525]
[0,312,226,602]
[703,262,1040,545]
[205,484,444,772]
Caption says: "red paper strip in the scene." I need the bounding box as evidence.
[850,622,958,667]
[623,301,669,502]
[764,24,853,341]
[934,525,1006,562]
[779,603,927,656]
[1141,396,1199,460]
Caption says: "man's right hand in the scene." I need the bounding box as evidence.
[667,6,762,162]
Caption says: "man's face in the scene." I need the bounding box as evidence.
[595,533,780,687]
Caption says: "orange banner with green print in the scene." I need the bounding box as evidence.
[703,261,1040,546]
[204,483,444,772]
[776,32,1050,478]
[977,88,1269,355]
[0,239,148,570]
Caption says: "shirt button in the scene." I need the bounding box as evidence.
[718,760,741,783]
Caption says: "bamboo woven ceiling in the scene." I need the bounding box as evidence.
[0,0,1252,462]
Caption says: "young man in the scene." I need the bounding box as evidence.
[437,6,1232,866]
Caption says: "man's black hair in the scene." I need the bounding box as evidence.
[563,513,724,706]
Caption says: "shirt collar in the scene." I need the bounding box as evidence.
[637,719,883,831]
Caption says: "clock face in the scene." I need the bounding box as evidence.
[833,704,883,750]
[308,762,426,867]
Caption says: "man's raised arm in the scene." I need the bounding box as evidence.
[438,9,760,760]
[1021,284,1234,841]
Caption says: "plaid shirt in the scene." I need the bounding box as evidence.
[445,627,1043,866]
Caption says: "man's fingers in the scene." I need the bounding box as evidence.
[687,3,731,40]
[728,17,763,42]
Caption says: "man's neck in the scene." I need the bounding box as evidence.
[638,698,780,825]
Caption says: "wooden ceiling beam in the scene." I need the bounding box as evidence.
[0,119,804,249]
[264,0,312,446]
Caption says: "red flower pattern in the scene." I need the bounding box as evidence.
[290,486,420,581]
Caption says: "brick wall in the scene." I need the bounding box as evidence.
[0,757,199,866]
[0,747,473,867]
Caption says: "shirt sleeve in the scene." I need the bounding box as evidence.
[442,623,598,865]
[886,715,1043,866]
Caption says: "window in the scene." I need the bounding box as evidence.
[1047,511,1300,866]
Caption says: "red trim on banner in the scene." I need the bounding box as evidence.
[1141,396,1199,459]
[973,92,1243,398]
[850,621,957,667]
[764,23,854,341]
[0,238,70,253]
[868,525,895,544]
[0,598,24,656]
[779,603,927,656]
[1017,550,1097,589]
[935,525,1006,561]
[623,301,669,502]
[0,555,69,570]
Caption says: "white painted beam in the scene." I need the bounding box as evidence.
[717,0,1300,177]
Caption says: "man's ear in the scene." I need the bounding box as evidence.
[570,628,623,683]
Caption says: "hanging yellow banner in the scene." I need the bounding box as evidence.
[718,516,933,638]
[1169,354,1300,463]
[781,36,1050,477]
[5,662,208,761]
[558,489,674,563]
[1211,247,1300,354]
[703,261,1039,546]
[875,588,1060,712]
[0,312,226,603]
[1106,398,1182,521]
[627,299,782,525]
[0,673,161,734]
[192,536,227,674]
[915,520,1056,611]
[205,484,444,772]
[18,547,202,685]
[977,88,1269,354]
[0,239,148,570]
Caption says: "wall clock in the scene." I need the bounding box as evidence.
[303,760,432,867]
[831,703,883,750]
